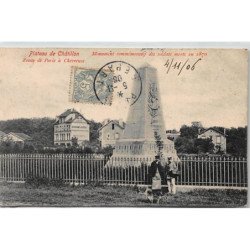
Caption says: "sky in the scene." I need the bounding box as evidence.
[0,48,248,130]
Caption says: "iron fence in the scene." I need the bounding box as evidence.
[0,154,247,187]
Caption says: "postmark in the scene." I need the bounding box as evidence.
[69,61,142,106]
[93,61,142,106]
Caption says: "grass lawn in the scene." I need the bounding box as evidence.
[0,182,247,207]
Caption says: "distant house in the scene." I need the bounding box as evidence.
[198,128,227,153]
[54,108,90,147]
[166,130,181,142]
[0,131,6,141]
[5,132,33,144]
[99,119,125,148]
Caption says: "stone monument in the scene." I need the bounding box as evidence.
[109,64,178,166]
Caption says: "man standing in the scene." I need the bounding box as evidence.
[147,155,166,203]
[166,157,180,194]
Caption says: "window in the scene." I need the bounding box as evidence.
[112,123,115,130]
[115,133,120,139]
[107,134,110,140]
[216,136,221,144]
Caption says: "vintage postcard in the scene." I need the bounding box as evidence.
[0,47,248,207]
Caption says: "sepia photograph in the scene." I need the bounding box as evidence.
[0,48,248,207]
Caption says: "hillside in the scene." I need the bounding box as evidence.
[0,117,56,148]
[0,117,102,150]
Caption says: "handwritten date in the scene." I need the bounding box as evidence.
[164,58,202,76]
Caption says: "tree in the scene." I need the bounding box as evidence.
[191,121,203,128]
[97,145,114,157]
[89,120,102,142]
[180,124,199,139]
[177,123,247,156]
[71,136,78,147]
[194,138,214,154]
[226,126,247,157]
[83,147,94,154]
[0,117,55,148]
[175,137,214,154]
[175,137,195,154]
[0,140,14,153]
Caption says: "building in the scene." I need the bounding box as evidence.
[4,132,33,144]
[198,127,227,153]
[166,130,181,141]
[99,119,125,148]
[54,108,90,147]
[0,131,6,141]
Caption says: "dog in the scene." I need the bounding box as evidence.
[145,186,155,203]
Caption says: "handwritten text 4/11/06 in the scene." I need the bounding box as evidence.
[164,58,202,76]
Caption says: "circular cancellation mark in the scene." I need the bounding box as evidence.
[93,61,142,106]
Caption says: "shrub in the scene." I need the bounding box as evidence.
[25,175,65,188]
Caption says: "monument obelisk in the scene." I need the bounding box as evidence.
[110,64,178,165]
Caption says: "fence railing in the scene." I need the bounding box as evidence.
[0,154,248,187]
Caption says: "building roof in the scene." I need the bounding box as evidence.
[55,108,90,124]
[58,108,77,117]
[99,120,126,131]
[8,132,32,141]
[199,127,227,137]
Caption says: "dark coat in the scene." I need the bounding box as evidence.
[147,160,166,184]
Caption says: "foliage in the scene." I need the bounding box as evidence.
[39,145,94,154]
[176,123,247,157]
[71,136,78,147]
[0,117,55,148]
[89,119,102,143]
[0,140,36,153]
[83,147,94,154]
[194,138,214,154]
[0,117,102,153]
[175,137,214,154]
[226,126,247,157]
[179,124,200,139]
[97,145,114,157]
[25,176,66,188]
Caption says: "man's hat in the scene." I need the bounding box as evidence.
[155,155,160,159]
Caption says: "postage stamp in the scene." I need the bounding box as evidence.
[69,66,100,104]
[69,61,142,106]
